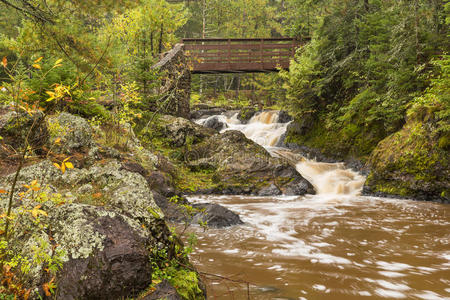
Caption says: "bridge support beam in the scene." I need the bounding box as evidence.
[152,44,191,119]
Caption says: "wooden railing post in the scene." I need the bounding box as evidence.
[228,39,231,69]
[260,38,264,70]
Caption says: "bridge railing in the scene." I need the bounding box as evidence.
[182,38,303,73]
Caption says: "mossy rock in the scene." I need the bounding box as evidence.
[364,118,449,202]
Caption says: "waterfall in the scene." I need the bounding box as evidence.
[196,111,366,195]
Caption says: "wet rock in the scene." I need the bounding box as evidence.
[190,107,227,120]
[189,130,315,195]
[237,108,257,123]
[277,110,292,124]
[142,279,182,300]
[47,112,93,154]
[192,203,243,228]
[203,115,227,131]
[258,183,282,196]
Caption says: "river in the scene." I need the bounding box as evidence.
[186,111,450,300]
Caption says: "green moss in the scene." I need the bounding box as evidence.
[167,269,204,300]
[366,117,449,200]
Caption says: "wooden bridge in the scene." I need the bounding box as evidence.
[182,38,308,74]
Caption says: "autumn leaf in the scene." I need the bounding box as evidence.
[1,57,7,68]
[65,162,74,169]
[92,192,102,199]
[32,64,41,69]
[54,58,63,67]
[0,189,7,194]
[30,205,48,218]
[42,282,51,297]
[53,162,60,169]
[34,57,43,63]
[54,138,61,144]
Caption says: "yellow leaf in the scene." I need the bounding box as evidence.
[32,64,41,69]
[65,162,74,169]
[34,57,43,63]
[1,57,7,68]
[31,180,38,186]
[54,59,63,66]
[63,156,71,162]
[31,205,48,218]
[53,162,60,169]
[46,91,55,97]
[54,138,61,144]
[92,192,102,199]
[61,163,66,174]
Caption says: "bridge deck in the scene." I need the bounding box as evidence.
[183,38,307,74]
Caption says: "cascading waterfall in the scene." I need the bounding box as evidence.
[197,110,366,195]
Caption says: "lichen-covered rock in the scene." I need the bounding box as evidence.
[187,130,315,195]
[0,158,179,299]
[4,201,152,299]
[364,119,450,202]
[47,112,93,154]
[159,115,215,147]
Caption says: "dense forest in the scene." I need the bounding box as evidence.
[0,0,449,299]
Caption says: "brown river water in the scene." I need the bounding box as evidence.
[187,111,450,299]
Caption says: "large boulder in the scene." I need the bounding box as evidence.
[158,115,215,147]
[186,130,315,195]
[0,159,174,299]
[191,203,243,228]
[364,115,449,202]
[202,115,228,131]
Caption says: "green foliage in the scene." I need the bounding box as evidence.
[283,0,448,159]
[150,235,204,300]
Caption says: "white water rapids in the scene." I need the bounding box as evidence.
[196,111,366,196]
[191,111,450,300]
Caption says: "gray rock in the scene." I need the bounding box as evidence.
[0,109,47,149]
[47,112,93,154]
[192,203,243,228]
[189,130,315,195]
[160,115,215,147]
[277,110,292,124]
[142,279,182,300]
[190,107,227,120]
[203,115,227,131]
[258,184,282,196]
